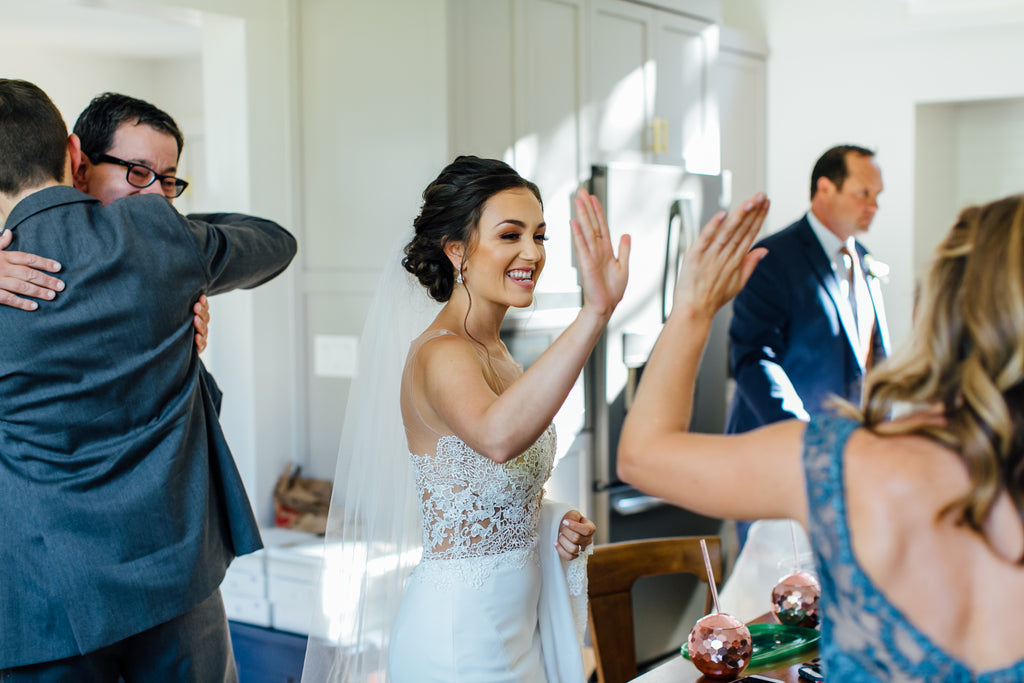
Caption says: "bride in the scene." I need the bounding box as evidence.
[302,156,629,682]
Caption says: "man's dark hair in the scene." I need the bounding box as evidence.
[0,79,68,196]
[73,92,184,162]
[810,144,875,200]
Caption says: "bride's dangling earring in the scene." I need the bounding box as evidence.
[456,272,464,285]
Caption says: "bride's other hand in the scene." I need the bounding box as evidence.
[556,509,596,561]
[570,189,630,320]
[673,193,769,320]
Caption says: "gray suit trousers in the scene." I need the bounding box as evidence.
[0,590,238,683]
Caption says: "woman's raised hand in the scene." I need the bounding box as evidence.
[570,189,630,320]
[673,192,770,320]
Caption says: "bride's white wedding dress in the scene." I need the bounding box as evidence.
[389,330,558,682]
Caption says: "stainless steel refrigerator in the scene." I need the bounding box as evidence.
[583,162,732,665]
[584,162,729,540]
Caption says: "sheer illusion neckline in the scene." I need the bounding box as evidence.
[404,328,522,441]
[825,415,1024,679]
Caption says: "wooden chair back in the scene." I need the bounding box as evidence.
[587,535,722,683]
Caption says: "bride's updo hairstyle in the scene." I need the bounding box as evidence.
[851,193,1024,560]
[403,156,542,302]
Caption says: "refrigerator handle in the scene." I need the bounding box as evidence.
[663,199,684,323]
[611,493,667,516]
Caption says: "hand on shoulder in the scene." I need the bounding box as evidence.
[0,229,65,311]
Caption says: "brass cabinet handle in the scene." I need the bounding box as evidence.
[650,117,669,155]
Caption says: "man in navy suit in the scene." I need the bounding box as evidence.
[726,145,890,543]
[0,79,296,680]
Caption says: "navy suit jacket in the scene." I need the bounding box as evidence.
[0,187,297,667]
[725,216,890,434]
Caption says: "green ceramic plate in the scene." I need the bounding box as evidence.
[681,622,820,667]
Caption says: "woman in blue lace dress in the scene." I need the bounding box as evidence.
[619,193,1024,681]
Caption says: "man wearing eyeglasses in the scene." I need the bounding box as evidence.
[0,80,296,681]
[725,145,891,547]
[73,92,190,205]
[0,92,212,347]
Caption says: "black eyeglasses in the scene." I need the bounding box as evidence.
[90,153,189,199]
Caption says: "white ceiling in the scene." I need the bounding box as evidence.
[905,0,1024,14]
[0,0,202,59]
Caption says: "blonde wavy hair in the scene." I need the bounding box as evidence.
[846,194,1024,556]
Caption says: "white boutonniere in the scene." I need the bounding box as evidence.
[863,254,890,283]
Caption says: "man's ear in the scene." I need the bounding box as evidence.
[67,134,87,190]
[816,175,837,198]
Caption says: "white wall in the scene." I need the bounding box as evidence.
[297,0,449,480]
[915,97,1024,280]
[952,99,1024,207]
[134,0,451,502]
[0,47,201,158]
[913,103,958,280]
[721,0,1024,348]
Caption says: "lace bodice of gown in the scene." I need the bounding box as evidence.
[411,425,556,560]
[803,414,1024,683]
[402,330,557,566]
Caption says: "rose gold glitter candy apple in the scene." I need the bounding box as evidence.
[687,611,753,678]
[770,521,821,628]
[771,570,821,628]
[684,538,753,678]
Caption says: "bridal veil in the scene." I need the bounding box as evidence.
[301,234,441,683]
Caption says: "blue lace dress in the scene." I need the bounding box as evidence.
[803,414,1024,682]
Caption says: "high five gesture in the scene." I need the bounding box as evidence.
[570,188,630,320]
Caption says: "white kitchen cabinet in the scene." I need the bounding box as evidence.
[448,0,587,295]
[587,0,650,165]
[653,9,719,171]
[718,27,767,208]
[512,0,588,295]
[447,0,516,162]
[449,0,723,170]
[447,0,760,209]
[586,0,719,170]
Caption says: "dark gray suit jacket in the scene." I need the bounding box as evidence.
[725,216,890,434]
[0,186,297,667]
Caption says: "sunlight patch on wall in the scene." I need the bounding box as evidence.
[598,64,649,163]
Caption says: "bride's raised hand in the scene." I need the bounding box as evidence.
[570,188,630,319]
[674,192,769,320]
